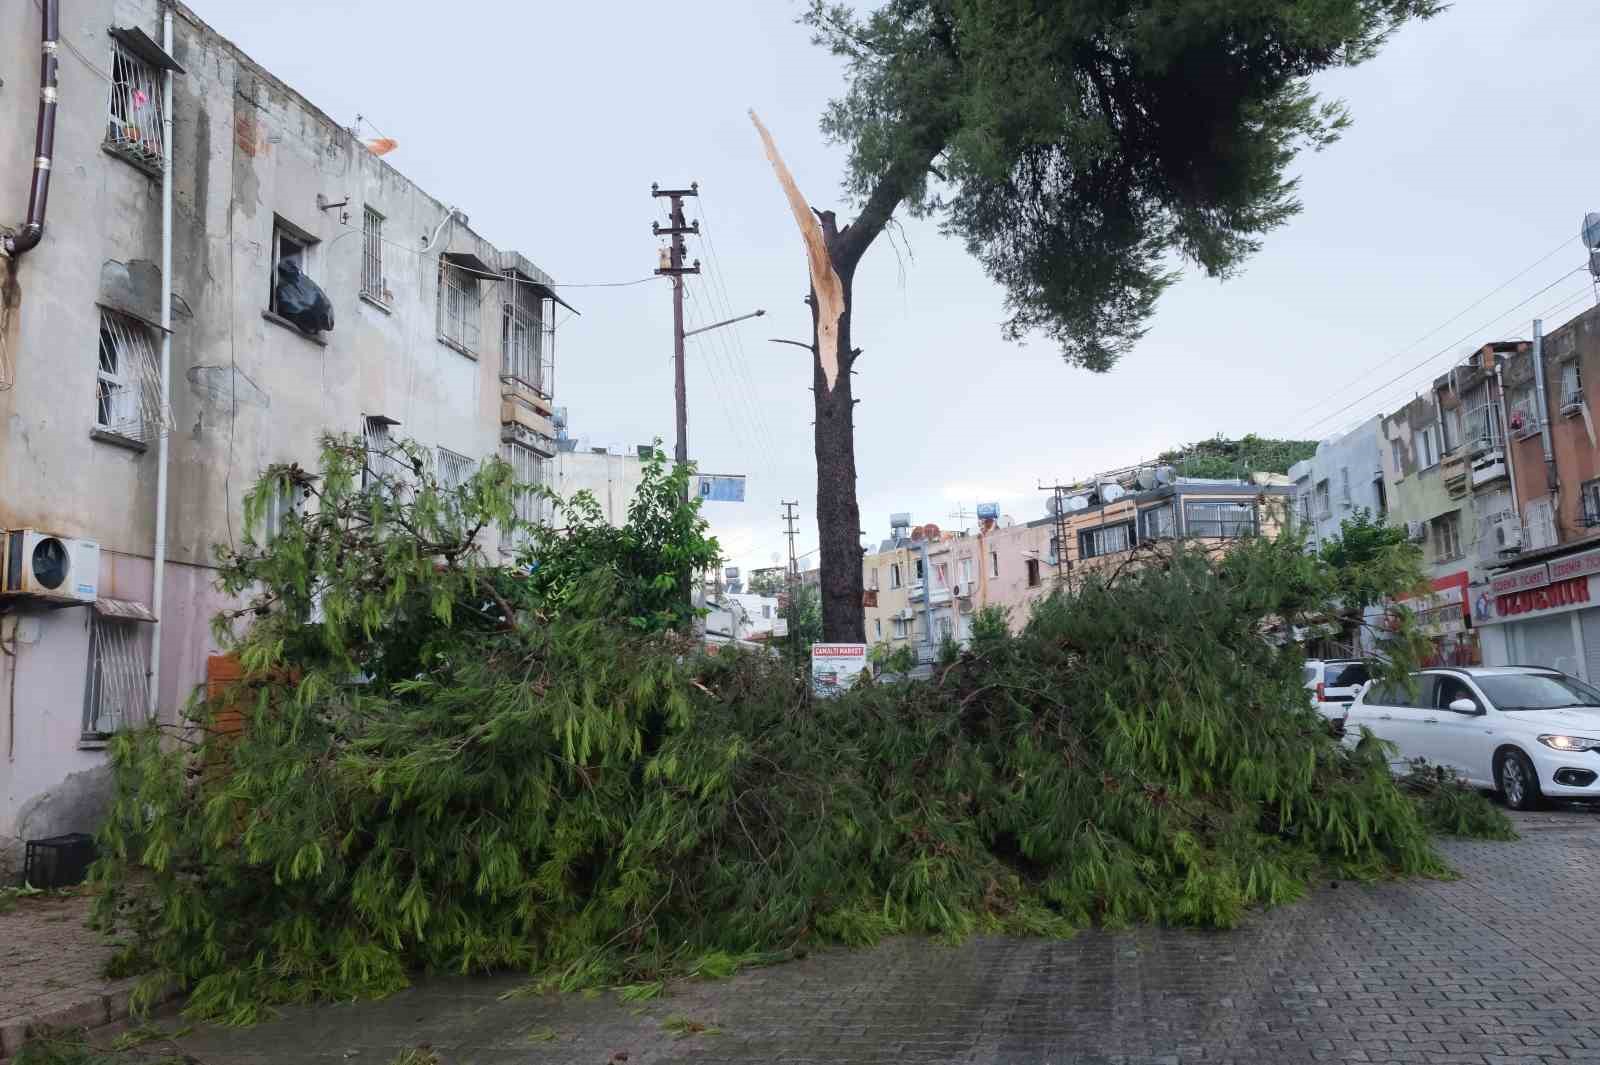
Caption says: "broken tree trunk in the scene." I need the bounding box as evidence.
[752,112,865,643]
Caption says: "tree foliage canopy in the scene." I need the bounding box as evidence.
[805,0,1438,367]
[91,442,1503,1025]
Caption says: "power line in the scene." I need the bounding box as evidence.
[1279,233,1577,428]
[1296,266,1588,436]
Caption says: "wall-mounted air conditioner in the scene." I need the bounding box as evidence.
[1,530,100,603]
[1492,516,1524,553]
[896,607,915,621]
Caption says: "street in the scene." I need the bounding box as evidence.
[152,807,1600,1065]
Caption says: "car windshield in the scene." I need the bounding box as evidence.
[1476,673,1600,711]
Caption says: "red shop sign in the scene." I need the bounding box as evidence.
[1495,576,1592,618]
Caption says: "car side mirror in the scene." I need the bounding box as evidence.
[1448,698,1480,715]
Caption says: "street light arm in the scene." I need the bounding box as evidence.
[683,308,766,338]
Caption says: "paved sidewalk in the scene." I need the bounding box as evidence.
[0,891,146,1058]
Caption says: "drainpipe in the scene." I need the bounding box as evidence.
[3,0,60,257]
[918,538,934,662]
[147,5,174,715]
[1530,320,1558,493]
[1496,360,1521,527]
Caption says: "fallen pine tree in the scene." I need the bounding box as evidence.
[90,436,1510,1023]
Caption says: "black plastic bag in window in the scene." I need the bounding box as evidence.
[275,259,335,333]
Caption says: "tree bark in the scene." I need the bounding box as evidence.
[812,215,865,643]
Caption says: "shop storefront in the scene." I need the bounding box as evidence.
[1396,571,1481,666]
[1477,548,1600,680]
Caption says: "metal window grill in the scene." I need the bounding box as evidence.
[361,208,384,301]
[499,442,547,551]
[97,309,170,442]
[83,615,151,739]
[105,40,165,170]
[501,282,552,398]
[436,447,476,491]
[438,263,482,352]
[362,419,411,495]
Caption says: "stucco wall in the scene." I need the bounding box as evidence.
[554,450,645,527]
[1288,416,1385,547]
[1,0,561,875]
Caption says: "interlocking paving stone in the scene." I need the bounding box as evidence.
[44,807,1600,1063]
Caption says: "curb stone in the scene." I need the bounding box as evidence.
[0,978,179,1060]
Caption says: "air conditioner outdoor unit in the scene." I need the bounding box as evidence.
[1493,516,1524,553]
[896,607,915,621]
[1405,520,1427,544]
[1,530,100,603]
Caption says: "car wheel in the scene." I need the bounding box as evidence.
[1495,748,1543,811]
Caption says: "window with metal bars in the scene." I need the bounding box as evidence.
[438,261,482,354]
[436,447,476,491]
[502,280,545,394]
[105,40,165,171]
[83,615,150,739]
[361,207,384,301]
[499,440,547,551]
[362,417,407,496]
[96,309,158,441]
[1463,386,1500,450]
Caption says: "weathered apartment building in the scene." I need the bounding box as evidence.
[0,0,565,873]
[863,474,1292,654]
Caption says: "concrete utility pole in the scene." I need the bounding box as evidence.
[651,183,701,472]
[782,500,800,661]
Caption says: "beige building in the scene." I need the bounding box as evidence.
[0,1,566,873]
[863,476,1293,651]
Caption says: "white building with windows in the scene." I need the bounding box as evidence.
[0,0,567,874]
[1287,416,1388,549]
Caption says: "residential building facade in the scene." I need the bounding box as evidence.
[0,1,564,874]
[1288,416,1387,550]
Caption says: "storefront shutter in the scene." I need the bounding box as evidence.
[1581,608,1600,684]
[1514,613,1580,675]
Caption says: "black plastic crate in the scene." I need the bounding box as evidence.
[21,832,96,888]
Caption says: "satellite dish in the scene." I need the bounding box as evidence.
[1135,468,1157,491]
[1155,466,1175,486]
[1100,483,1126,504]
[1046,495,1061,516]
[1065,495,1089,512]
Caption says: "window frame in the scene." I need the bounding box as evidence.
[990,550,999,578]
[360,206,385,303]
[1183,501,1259,540]
[1139,505,1177,543]
[268,217,319,321]
[502,278,547,396]
[1313,479,1331,519]
[890,563,902,589]
[438,258,484,355]
[1025,557,1042,588]
[95,308,156,441]
[1562,360,1584,410]
[1413,425,1440,470]
[1430,511,1462,562]
[499,439,548,552]
[105,38,166,173]
[1583,478,1600,528]
[82,613,150,741]
[1078,520,1136,559]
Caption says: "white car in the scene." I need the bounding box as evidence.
[1302,659,1370,721]
[1344,665,1600,810]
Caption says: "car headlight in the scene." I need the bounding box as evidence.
[1537,734,1600,752]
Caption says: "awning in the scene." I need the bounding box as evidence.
[94,598,156,623]
[109,27,185,74]
[441,251,499,277]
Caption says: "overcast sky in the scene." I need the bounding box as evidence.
[196,0,1600,575]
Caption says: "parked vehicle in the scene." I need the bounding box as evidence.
[1343,666,1600,810]
[1302,659,1370,721]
